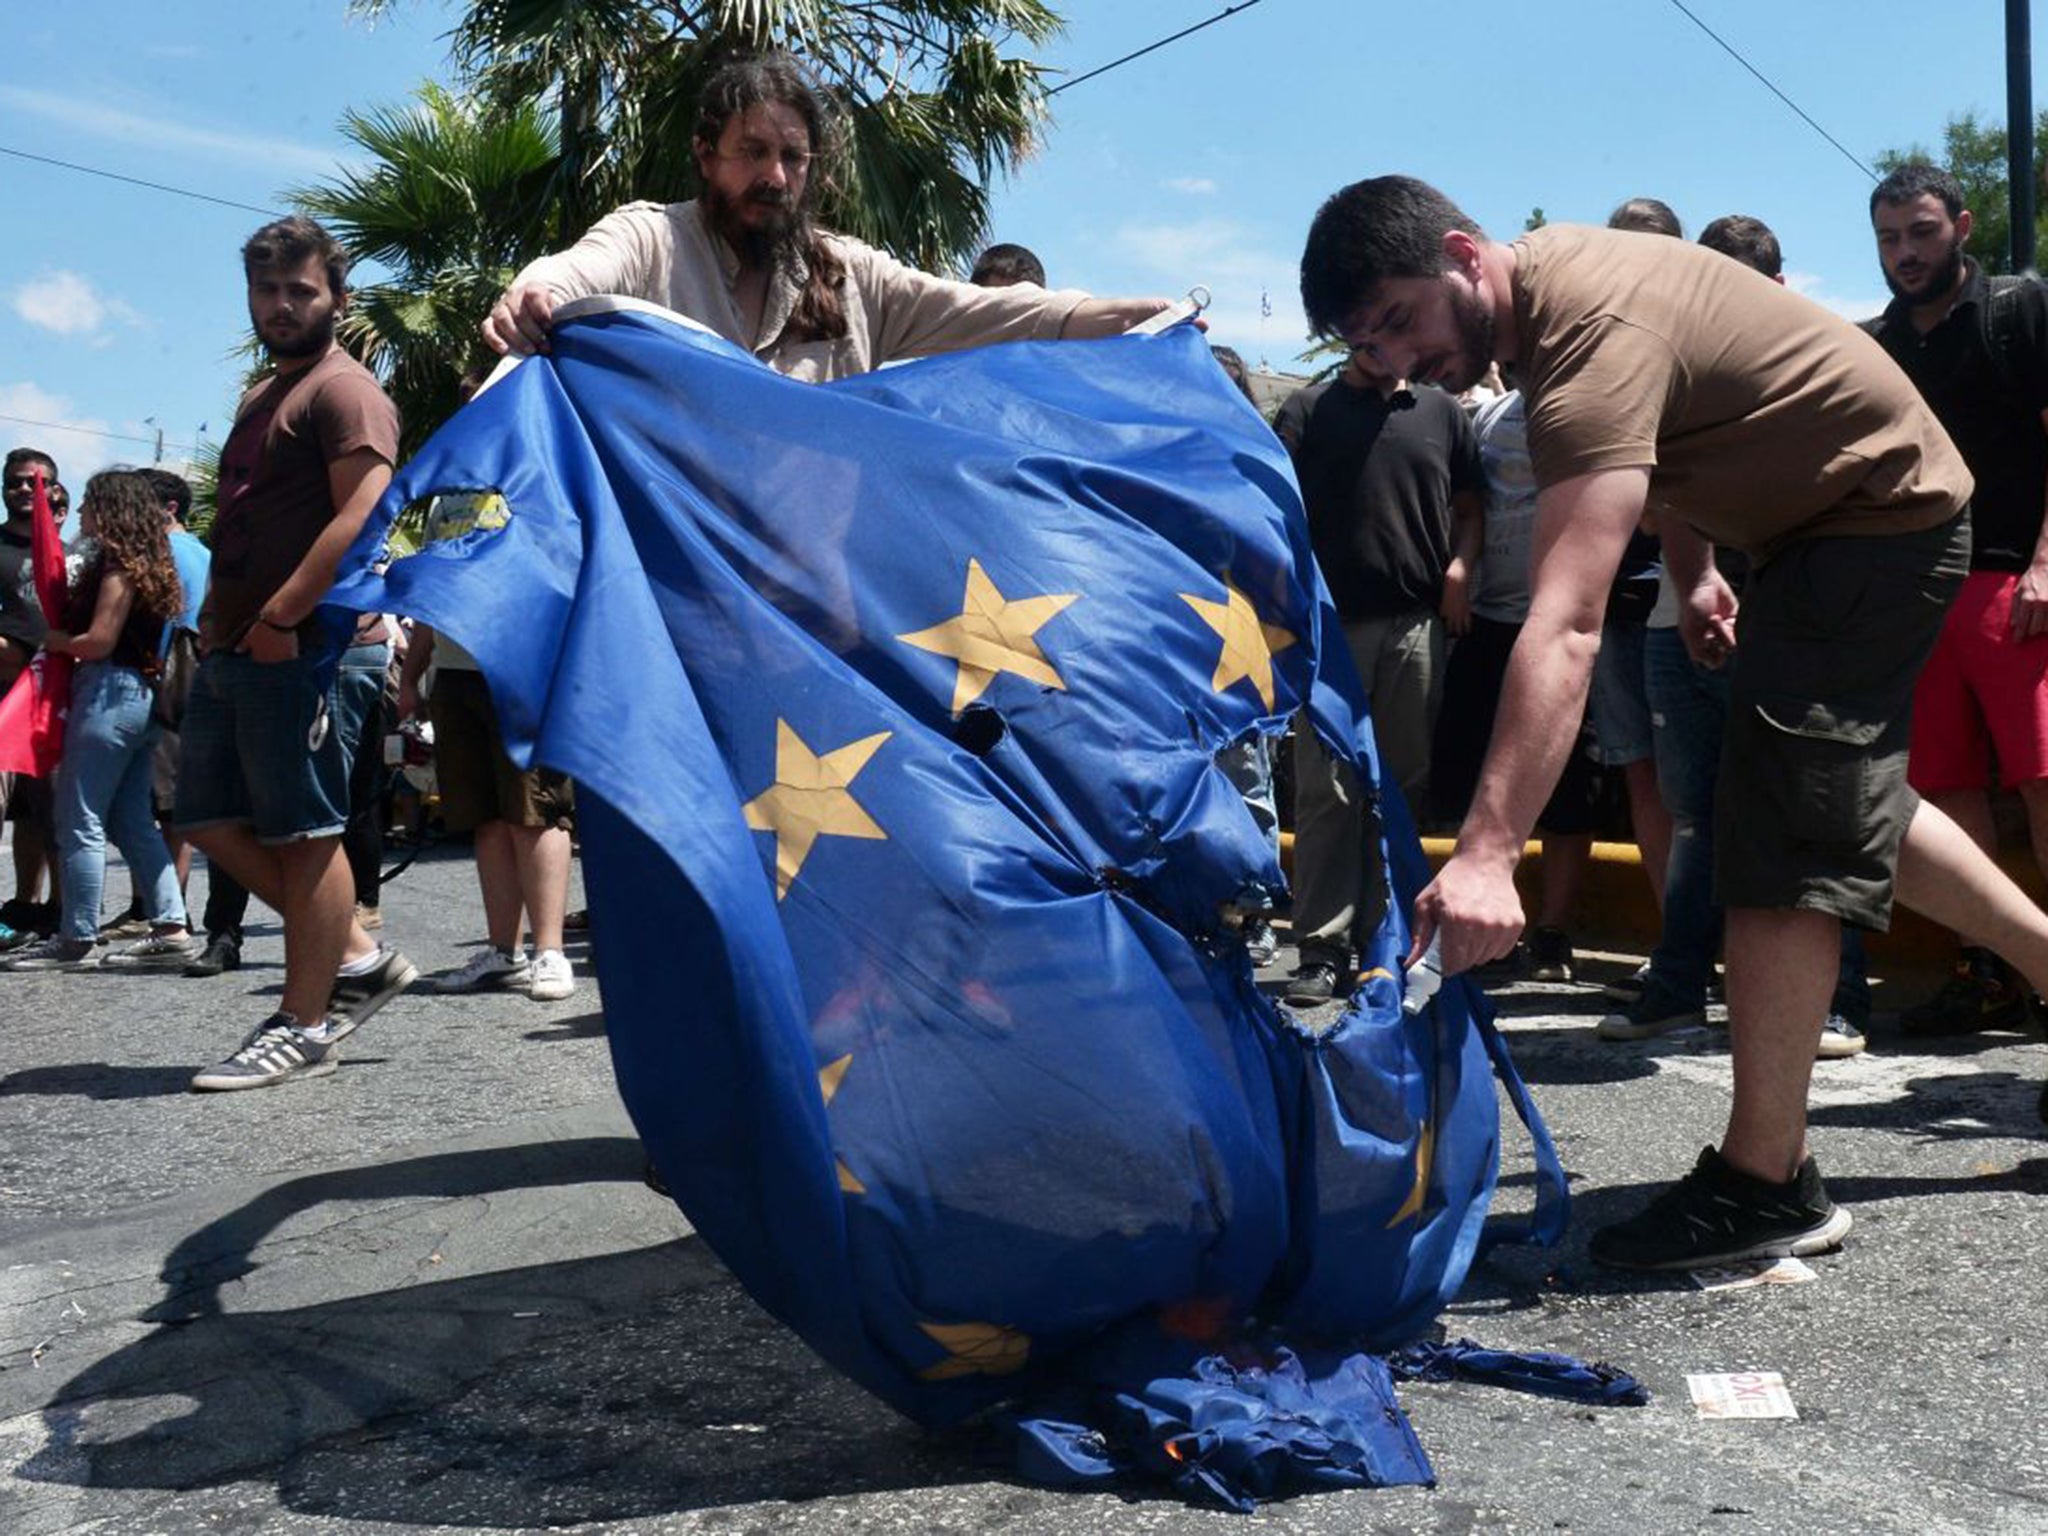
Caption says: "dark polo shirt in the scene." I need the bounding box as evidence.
[1867,258,2048,571]
[1275,377,1481,622]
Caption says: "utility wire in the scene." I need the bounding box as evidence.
[1661,0,1876,181]
[0,144,285,217]
[1049,0,1269,95]
[0,411,202,454]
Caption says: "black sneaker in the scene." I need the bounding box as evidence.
[1589,1146,1851,1271]
[182,935,242,977]
[325,947,419,1040]
[1601,961,1650,1004]
[1284,959,1341,1008]
[1899,947,2029,1037]
[1527,926,1575,982]
[1596,981,1707,1041]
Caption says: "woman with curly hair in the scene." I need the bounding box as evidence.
[4,469,195,969]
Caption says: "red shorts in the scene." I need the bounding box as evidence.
[1907,570,2048,793]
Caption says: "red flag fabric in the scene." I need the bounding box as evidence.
[0,470,74,777]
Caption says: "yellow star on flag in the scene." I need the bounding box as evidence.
[1386,1120,1436,1228]
[1180,578,1295,712]
[818,1054,866,1195]
[916,1320,1031,1380]
[898,558,1079,714]
[742,720,891,900]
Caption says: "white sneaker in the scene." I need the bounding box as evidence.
[417,946,531,995]
[528,948,575,1002]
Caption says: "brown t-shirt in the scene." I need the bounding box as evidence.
[203,346,398,650]
[1510,223,1972,564]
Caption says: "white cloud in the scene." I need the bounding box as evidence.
[1163,176,1218,195]
[0,383,134,483]
[13,271,142,340]
[1110,218,1313,369]
[0,85,341,179]
[1785,270,1887,323]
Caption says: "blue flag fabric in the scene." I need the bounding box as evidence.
[327,303,1581,1495]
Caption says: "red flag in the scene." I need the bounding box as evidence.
[0,469,74,776]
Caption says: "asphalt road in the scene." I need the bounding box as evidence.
[4,841,2048,1535]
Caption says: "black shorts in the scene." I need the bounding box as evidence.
[1432,614,1605,836]
[1716,513,1969,930]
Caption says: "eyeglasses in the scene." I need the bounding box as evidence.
[3,476,46,491]
[717,141,813,176]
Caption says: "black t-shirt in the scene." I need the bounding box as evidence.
[1274,378,1482,620]
[1867,260,2048,571]
[0,525,44,650]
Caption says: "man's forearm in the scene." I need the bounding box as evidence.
[1458,612,1602,864]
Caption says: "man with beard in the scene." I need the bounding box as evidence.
[179,216,416,1092]
[483,53,1174,370]
[1298,174,2048,1272]
[1864,163,2048,1040]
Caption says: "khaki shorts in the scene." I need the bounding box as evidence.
[427,668,574,833]
[1716,513,1968,930]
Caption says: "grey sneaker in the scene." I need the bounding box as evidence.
[416,946,531,995]
[191,1016,338,1092]
[0,936,98,971]
[326,947,419,1040]
[101,931,202,970]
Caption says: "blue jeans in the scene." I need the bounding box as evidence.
[1644,627,1869,1020]
[54,662,185,943]
[175,647,378,844]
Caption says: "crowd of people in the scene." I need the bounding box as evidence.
[4,49,2045,1275]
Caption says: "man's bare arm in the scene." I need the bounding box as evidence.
[1410,467,1651,973]
[243,448,394,667]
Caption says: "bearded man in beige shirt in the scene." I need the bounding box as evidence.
[483,53,1173,372]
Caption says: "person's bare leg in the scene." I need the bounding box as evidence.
[188,822,376,965]
[1624,757,1671,912]
[1536,832,1592,931]
[275,837,355,1025]
[1895,797,2048,992]
[473,820,524,953]
[509,823,571,954]
[1718,907,1837,1183]
[1926,786,1997,857]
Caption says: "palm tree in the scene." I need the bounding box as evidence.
[290,84,560,454]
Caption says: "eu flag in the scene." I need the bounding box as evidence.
[327,302,1575,1502]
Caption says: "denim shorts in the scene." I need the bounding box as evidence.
[174,647,379,844]
[1586,617,1654,766]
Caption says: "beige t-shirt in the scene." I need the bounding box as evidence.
[1511,224,1972,564]
[513,200,1090,383]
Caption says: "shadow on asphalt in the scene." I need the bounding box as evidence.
[14,1135,996,1524]
[525,1009,607,1041]
[0,1063,198,1100]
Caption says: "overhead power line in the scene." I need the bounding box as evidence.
[1050,1,1269,95]
[1661,0,1876,181]
[0,411,202,455]
[0,144,286,217]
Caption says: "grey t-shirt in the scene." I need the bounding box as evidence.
[1471,391,1536,624]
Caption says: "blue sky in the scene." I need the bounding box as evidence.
[2,1,2035,482]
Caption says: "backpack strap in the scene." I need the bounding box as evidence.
[1977,272,2035,399]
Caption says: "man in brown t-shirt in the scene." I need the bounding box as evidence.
[1297,174,2048,1272]
[176,217,416,1092]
